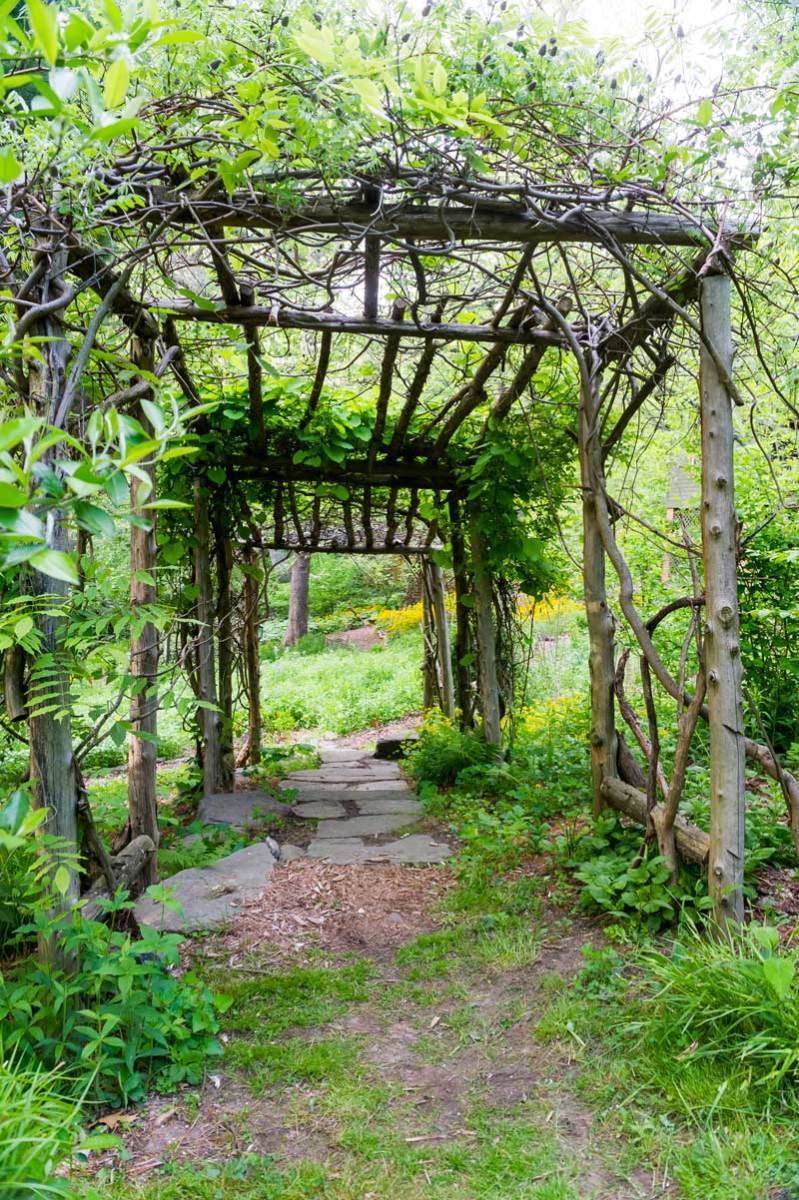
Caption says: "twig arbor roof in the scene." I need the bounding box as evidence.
[56,174,752,554]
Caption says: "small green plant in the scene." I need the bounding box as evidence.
[1,893,224,1106]
[407,712,495,788]
[629,923,799,1109]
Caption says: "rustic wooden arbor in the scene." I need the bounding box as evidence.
[17,177,772,925]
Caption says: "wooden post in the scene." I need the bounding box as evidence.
[579,355,618,817]
[194,480,223,795]
[127,336,159,882]
[700,269,745,926]
[448,495,474,727]
[430,562,456,718]
[284,552,310,647]
[212,505,235,790]
[469,517,502,750]
[421,561,438,709]
[243,547,262,766]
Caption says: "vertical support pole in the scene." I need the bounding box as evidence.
[213,505,235,791]
[469,516,502,751]
[284,553,310,647]
[27,236,80,961]
[430,562,456,718]
[448,494,474,727]
[421,560,438,709]
[128,336,159,881]
[243,547,262,766]
[700,269,745,926]
[194,480,222,795]
[578,355,617,817]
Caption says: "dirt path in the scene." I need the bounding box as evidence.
[79,744,674,1199]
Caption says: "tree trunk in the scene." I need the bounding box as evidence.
[194,480,223,794]
[243,548,262,766]
[448,495,474,727]
[579,355,618,816]
[601,777,709,866]
[26,243,80,964]
[429,562,456,718]
[212,506,235,790]
[127,337,159,883]
[469,517,502,750]
[421,564,438,708]
[700,270,745,926]
[284,552,310,646]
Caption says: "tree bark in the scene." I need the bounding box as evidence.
[469,517,502,750]
[448,496,474,727]
[421,565,438,709]
[700,270,745,926]
[284,552,310,647]
[127,336,159,883]
[430,562,456,718]
[243,547,262,766]
[212,506,235,790]
[579,354,617,816]
[194,480,223,794]
[600,777,709,866]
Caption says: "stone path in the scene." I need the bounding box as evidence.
[135,747,449,933]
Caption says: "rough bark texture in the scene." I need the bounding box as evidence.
[470,518,502,749]
[213,508,235,790]
[579,357,618,816]
[700,270,745,926]
[194,481,223,794]
[243,549,262,766]
[449,497,474,728]
[284,552,310,647]
[421,567,438,709]
[82,835,156,922]
[127,336,159,883]
[430,562,456,718]
[601,777,709,866]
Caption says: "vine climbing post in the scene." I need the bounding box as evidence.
[212,503,235,791]
[127,335,159,881]
[700,268,745,926]
[469,516,502,751]
[430,561,456,719]
[243,547,262,766]
[194,479,223,795]
[578,350,618,817]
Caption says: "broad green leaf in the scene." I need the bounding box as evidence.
[29,548,79,585]
[103,57,130,109]
[0,418,38,453]
[351,77,383,113]
[0,482,28,507]
[295,20,335,65]
[53,864,71,895]
[0,149,22,184]
[26,0,59,65]
[64,11,94,50]
[14,615,33,639]
[432,60,447,95]
[74,500,115,537]
[696,98,713,126]
[763,955,796,1001]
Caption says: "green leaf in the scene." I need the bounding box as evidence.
[0,482,27,507]
[103,57,130,109]
[104,471,129,507]
[53,865,71,895]
[763,955,796,1001]
[64,11,94,50]
[432,60,448,95]
[26,0,59,66]
[0,149,22,184]
[696,98,713,126]
[29,548,79,585]
[74,500,115,537]
[14,615,33,639]
[295,20,335,65]
[0,418,39,452]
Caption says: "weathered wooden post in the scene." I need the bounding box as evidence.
[128,335,159,881]
[194,479,223,795]
[243,547,262,766]
[448,495,474,727]
[700,268,745,926]
[469,516,502,751]
[430,562,456,719]
[578,354,617,816]
[212,504,235,790]
[421,559,438,709]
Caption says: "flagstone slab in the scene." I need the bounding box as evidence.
[352,796,423,816]
[281,781,408,801]
[307,837,368,863]
[289,765,401,783]
[306,834,451,865]
[291,799,348,820]
[134,841,279,933]
[313,813,419,839]
[319,748,368,764]
[197,792,291,829]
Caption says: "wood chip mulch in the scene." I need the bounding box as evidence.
[218,858,455,961]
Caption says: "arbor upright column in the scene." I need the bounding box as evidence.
[700,269,745,926]
[578,354,617,817]
[469,517,502,750]
[194,480,223,795]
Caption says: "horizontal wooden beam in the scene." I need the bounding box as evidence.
[258,541,433,555]
[154,302,567,347]
[600,777,709,865]
[232,455,458,490]
[155,195,757,249]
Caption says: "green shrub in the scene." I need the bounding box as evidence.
[630,923,799,1109]
[0,1058,86,1198]
[407,713,495,788]
[0,893,223,1107]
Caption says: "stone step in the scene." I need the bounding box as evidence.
[312,812,419,839]
[197,792,291,830]
[281,781,409,801]
[289,765,402,783]
[135,841,279,933]
[292,799,347,819]
[307,834,451,865]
